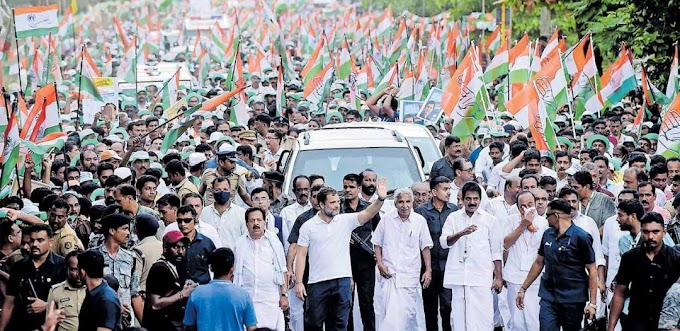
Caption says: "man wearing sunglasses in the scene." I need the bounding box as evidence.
[177,205,216,285]
[516,199,598,331]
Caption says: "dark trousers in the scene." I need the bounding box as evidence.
[422,269,452,331]
[620,314,658,331]
[539,299,585,331]
[347,261,376,331]
[305,278,352,331]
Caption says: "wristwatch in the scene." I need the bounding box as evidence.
[587,302,597,309]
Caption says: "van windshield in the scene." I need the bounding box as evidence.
[290,147,422,191]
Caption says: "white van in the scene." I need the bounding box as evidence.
[280,127,427,195]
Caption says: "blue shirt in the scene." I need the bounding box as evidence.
[430,157,455,181]
[78,280,122,331]
[538,223,595,303]
[184,232,216,284]
[183,279,257,331]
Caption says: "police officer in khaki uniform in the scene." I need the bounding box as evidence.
[199,150,252,206]
[238,130,258,146]
[46,251,86,331]
[48,199,84,256]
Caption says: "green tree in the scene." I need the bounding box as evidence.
[567,0,680,87]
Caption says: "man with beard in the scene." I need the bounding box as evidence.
[77,249,122,331]
[280,176,312,249]
[295,179,387,331]
[176,205,216,284]
[341,173,380,331]
[46,251,86,331]
[142,230,198,331]
[95,175,125,207]
[415,176,457,331]
[135,175,158,209]
[554,151,572,191]
[0,224,67,331]
[234,207,289,331]
[359,169,379,203]
[373,187,433,330]
[48,198,84,256]
[79,150,99,174]
[608,211,680,331]
[571,171,616,228]
[440,182,503,331]
[286,184,324,331]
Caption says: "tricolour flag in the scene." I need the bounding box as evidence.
[22,132,67,169]
[58,7,74,39]
[485,25,501,56]
[572,35,604,119]
[198,49,210,86]
[336,39,352,81]
[667,44,679,99]
[441,47,489,138]
[161,104,202,153]
[0,102,20,193]
[162,69,180,110]
[276,64,284,116]
[74,73,104,102]
[657,93,680,158]
[303,60,335,106]
[600,50,636,108]
[483,39,508,83]
[117,36,138,83]
[14,5,59,38]
[20,83,60,141]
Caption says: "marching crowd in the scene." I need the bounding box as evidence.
[0,72,679,331]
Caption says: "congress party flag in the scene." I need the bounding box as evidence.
[13,5,59,38]
[657,93,680,158]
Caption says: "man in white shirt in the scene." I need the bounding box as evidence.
[294,179,388,330]
[373,187,433,330]
[601,189,637,331]
[359,169,379,203]
[488,141,528,196]
[449,158,490,210]
[440,182,503,331]
[199,177,247,249]
[501,149,558,184]
[554,151,573,191]
[234,207,289,331]
[503,191,549,331]
[487,177,520,220]
[280,176,312,250]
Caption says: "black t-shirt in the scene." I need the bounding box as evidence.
[142,260,185,331]
[287,208,318,285]
[7,253,66,331]
[78,281,122,331]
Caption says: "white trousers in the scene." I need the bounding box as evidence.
[506,282,540,331]
[450,285,494,331]
[375,277,420,331]
[288,285,304,331]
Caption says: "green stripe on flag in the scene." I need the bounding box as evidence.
[16,27,58,38]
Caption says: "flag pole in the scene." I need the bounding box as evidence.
[11,9,25,97]
[148,68,180,111]
[8,99,23,198]
[43,33,52,86]
[134,36,138,98]
[76,45,84,131]
[52,82,63,132]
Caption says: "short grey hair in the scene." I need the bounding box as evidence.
[393,187,414,205]
[410,181,428,192]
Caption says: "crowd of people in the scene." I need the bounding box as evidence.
[2,1,680,331]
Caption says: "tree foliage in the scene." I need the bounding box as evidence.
[567,0,680,86]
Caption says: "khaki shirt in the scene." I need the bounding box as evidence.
[46,281,86,331]
[132,236,163,292]
[199,166,249,206]
[175,177,199,202]
[51,224,84,256]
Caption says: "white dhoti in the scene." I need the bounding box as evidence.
[450,285,494,331]
[288,285,304,331]
[375,276,420,331]
[506,282,540,331]
[493,288,512,328]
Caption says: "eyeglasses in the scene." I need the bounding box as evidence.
[177,218,194,224]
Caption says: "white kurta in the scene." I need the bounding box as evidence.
[502,213,548,331]
[439,208,503,331]
[279,201,311,250]
[601,214,625,331]
[372,210,433,331]
[199,204,247,249]
[234,234,287,331]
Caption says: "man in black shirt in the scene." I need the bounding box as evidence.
[143,230,197,331]
[414,176,457,331]
[608,210,680,331]
[0,224,66,331]
[342,173,380,331]
[78,249,122,331]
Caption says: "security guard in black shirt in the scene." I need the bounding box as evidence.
[0,224,66,331]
